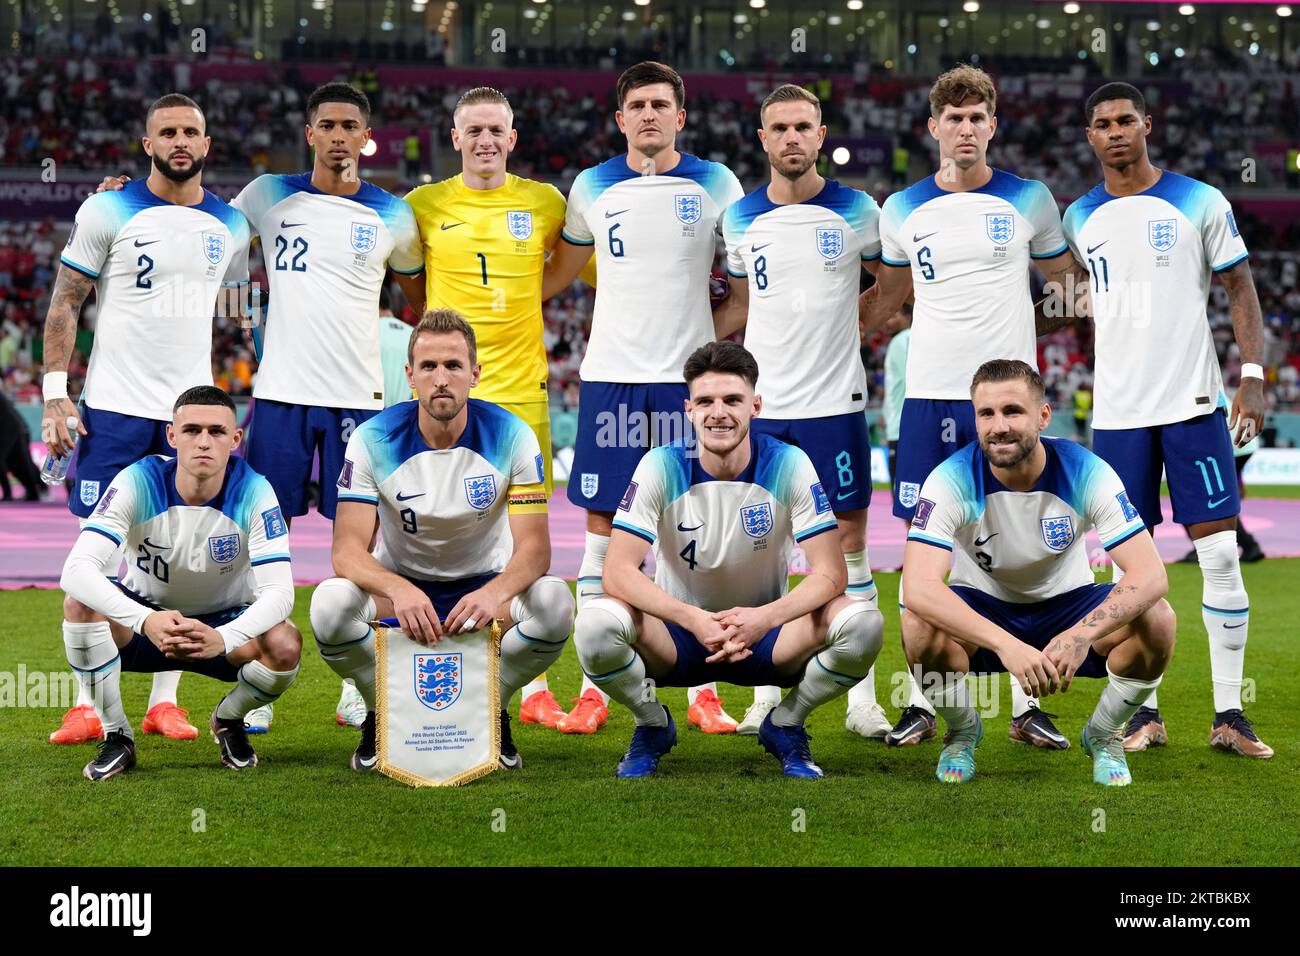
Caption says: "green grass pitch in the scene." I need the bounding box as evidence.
[2,562,1296,866]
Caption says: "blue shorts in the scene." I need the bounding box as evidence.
[69,405,172,518]
[1092,410,1240,529]
[245,399,378,520]
[377,572,500,624]
[663,621,796,689]
[751,412,871,514]
[110,580,248,682]
[568,381,690,512]
[893,398,977,520]
[949,583,1113,679]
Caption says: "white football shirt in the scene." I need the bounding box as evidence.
[72,455,293,649]
[722,179,882,418]
[878,169,1067,400]
[907,437,1146,604]
[338,398,548,581]
[232,174,424,410]
[1062,171,1249,429]
[562,153,744,383]
[612,434,838,612]
[60,180,251,421]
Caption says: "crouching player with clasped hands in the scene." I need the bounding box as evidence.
[310,309,574,772]
[60,387,301,780]
[573,342,884,778]
[901,361,1176,787]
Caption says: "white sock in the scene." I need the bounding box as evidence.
[752,684,782,707]
[216,660,300,720]
[147,670,181,710]
[576,531,609,611]
[579,673,610,705]
[844,548,879,609]
[772,603,883,727]
[520,675,549,699]
[921,669,978,735]
[64,621,129,736]
[310,577,377,710]
[846,666,877,709]
[1091,666,1161,739]
[1008,672,1038,718]
[1196,530,1250,713]
[687,683,717,706]
[75,678,95,710]
[574,599,665,726]
[500,576,574,707]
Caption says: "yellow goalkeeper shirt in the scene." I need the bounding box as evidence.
[406,173,566,405]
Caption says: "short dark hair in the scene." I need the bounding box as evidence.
[683,341,759,389]
[970,359,1045,403]
[1085,82,1145,124]
[306,82,371,124]
[173,385,236,415]
[409,308,477,366]
[146,93,204,130]
[616,61,685,112]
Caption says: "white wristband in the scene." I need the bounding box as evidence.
[42,371,69,403]
[1240,363,1264,382]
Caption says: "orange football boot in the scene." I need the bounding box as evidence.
[519,689,567,729]
[556,688,609,734]
[142,702,199,740]
[687,689,738,734]
[49,705,104,745]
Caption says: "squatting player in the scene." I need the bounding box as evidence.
[404,87,576,730]
[43,93,251,746]
[859,64,1083,748]
[543,61,747,736]
[574,342,885,778]
[59,387,302,780]
[1061,82,1271,757]
[310,310,574,771]
[902,361,1175,787]
[716,83,892,739]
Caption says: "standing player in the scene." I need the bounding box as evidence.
[714,84,891,739]
[404,87,574,730]
[859,64,1082,748]
[310,310,574,771]
[542,61,747,735]
[42,94,250,747]
[59,386,301,780]
[902,361,1175,786]
[1061,83,1271,757]
[573,342,884,777]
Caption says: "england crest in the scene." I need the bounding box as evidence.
[898,481,920,509]
[464,474,497,511]
[816,227,844,261]
[506,210,533,240]
[208,533,241,564]
[79,480,101,507]
[201,231,226,264]
[1148,218,1177,252]
[739,502,773,539]
[350,221,378,254]
[414,653,462,711]
[674,194,702,225]
[985,213,1015,245]
[1041,515,1076,552]
[580,473,599,499]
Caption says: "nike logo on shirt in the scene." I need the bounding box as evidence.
[750,243,773,253]
[677,522,704,532]
[913,231,938,242]
[605,209,630,218]
[395,492,425,501]
[1086,241,1108,254]
[440,222,464,230]
[133,239,158,247]
[974,533,999,546]
[280,220,306,229]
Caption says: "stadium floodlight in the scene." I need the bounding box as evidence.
[1063,2,1079,13]
[847,0,863,11]
[750,0,765,9]
[832,146,850,164]
[962,1,979,13]
[361,139,379,158]
[1279,6,1294,17]
[1178,4,1195,15]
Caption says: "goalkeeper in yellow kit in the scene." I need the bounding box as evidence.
[405,86,588,731]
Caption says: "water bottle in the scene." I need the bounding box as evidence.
[41,417,80,486]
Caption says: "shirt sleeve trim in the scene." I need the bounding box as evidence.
[907,532,953,552]
[1212,252,1249,273]
[59,256,99,279]
[561,231,595,246]
[794,521,838,544]
[1102,524,1145,551]
[83,524,123,546]
[612,519,656,545]
[1029,243,1069,260]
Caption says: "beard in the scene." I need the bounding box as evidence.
[423,392,465,423]
[773,152,816,180]
[152,150,204,183]
[981,430,1038,468]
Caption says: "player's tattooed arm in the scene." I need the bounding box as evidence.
[1034,252,1089,336]
[1217,260,1267,446]
[41,265,96,455]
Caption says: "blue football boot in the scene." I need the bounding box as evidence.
[615,706,677,778]
[758,712,825,778]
